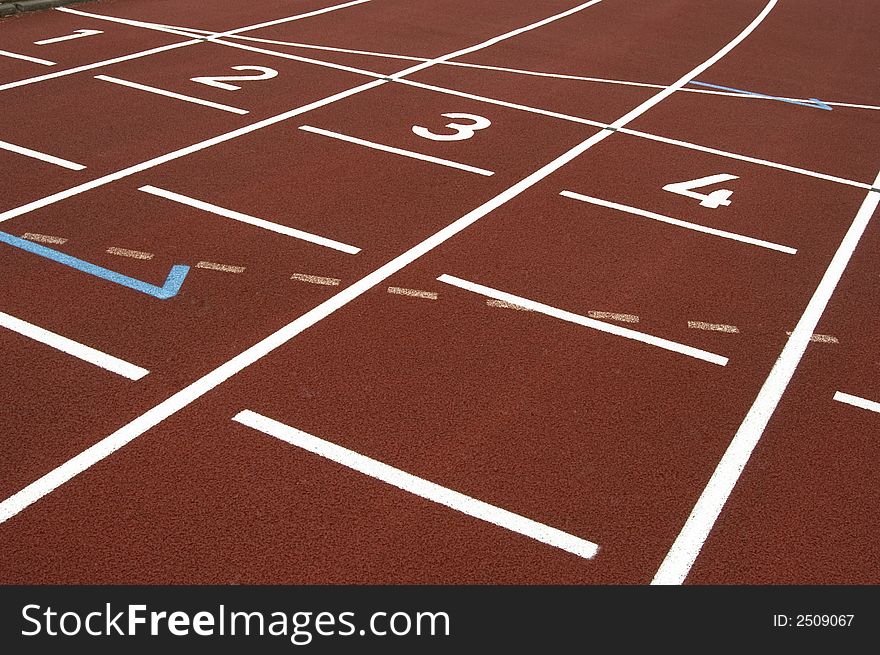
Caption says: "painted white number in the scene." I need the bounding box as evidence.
[412,113,492,142]
[190,66,278,91]
[662,173,739,209]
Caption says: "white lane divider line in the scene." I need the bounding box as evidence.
[588,310,639,324]
[139,185,361,255]
[291,273,341,286]
[21,232,67,245]
[689,321,740,333]
[233,409,600,559]
[785,331,838,343]
[0,311,148,380]
[0,139,85,171]
[388,286,438,300]
[439,274,727,366]
[299,125,495,177]
[106,246,154,260]
[560,191,797,254]
[34,29,104,46]
[833,391,880,415]
[94,75,250,115]
[0,49,55,66]
[486,299,533,312]
[196,261,246,274]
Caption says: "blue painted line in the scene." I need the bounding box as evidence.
[690,81,833,111]
[0,231,189,299]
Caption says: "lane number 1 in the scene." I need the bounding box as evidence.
[190,66,278,91]
[412,113,492,141]
[662,173,739,209]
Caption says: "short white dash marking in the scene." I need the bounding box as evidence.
[833,391,880,415]
[95,75,250,115]
[196,261,245,273]
[588,310,639,324]
[291,273,341,286]
[21,232,67,245]
[388,286,438,300]
[0,49,55,66]
[106,246,154,260]
[486,299,533,311]
[139,185,360,254]
[299,125,495,176]
[785,331,838,343]
[689,321,739,333]
[560,191,797,254]
[233,409,600,559]
[0,139,85,170]
[0,311,148,380]
[439,274,727,365]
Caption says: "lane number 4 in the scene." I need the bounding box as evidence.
[412,113,492,141]
[662,173,739,209]
[190,66,278,91]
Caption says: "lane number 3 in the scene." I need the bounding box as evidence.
[412,113,492,141]
[190,66,278,91]
[663,173,739,209]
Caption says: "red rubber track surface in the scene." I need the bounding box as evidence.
[0,0,877,584]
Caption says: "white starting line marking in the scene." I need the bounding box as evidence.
[0,49,55,66]
[689,321,740,333]
[560,191,797,254]
[196,261,245,274]
[0,311,148,380]
[299,126,495,177]
[833,391,880,415]
[785,331,838,343]
[291,273,341,286]
[653,172,880,585]
[0,139,85,171]
[588,310,639,324]
[139,185,361,255]
[233,410,600,559]
[94,75,250,115]
[387,286,438,300]
[21,232,67,245]
[486,299,532,311]
[106,246,154,260]
[439,274,727,366]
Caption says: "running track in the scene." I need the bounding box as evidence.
[0,0,878,584]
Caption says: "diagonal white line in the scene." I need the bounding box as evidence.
[833,391,880,414]
[0,139,85,170]
[94,75,250,114]
[0,48,55,66]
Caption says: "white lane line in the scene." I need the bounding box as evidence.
[34,29,103,46]
[0,311,148,380]
[439,274,727,366]
[588,310,639,324]
[299,125,494,177]
[689,321,739,333]
[94,75,249,115]
[196,261,245,274]
[560,191,797,254]
[785,331,838,344]
[291,273,341,286]
[0,49,55,66]
[653,173,880,585]
[0,0,761,524]
[233,410,600,560]
[0,139,85,170]
[139,185,360,255]
[833,391,880,415]
[387,286,438,300]
[486,299,533,312]
[21,233,67,245]
[106,246,154,260]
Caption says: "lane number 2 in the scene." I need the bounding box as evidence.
[190,66,278,91]
[412,113,492,141]
[662,173,739,209]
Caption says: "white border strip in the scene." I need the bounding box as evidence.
[94,75,249,115]
[438,274,727,366]
[653,173,880,585]
[0,139,85,171]
[0,311,148,380]
[560,191,797,254]
[233,410,600,559]
[833,391,880,415]
[139,185,360,254]
[299,125,494,176]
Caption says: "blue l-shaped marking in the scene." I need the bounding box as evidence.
[0,230,189,299]
[691,81,833,111]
